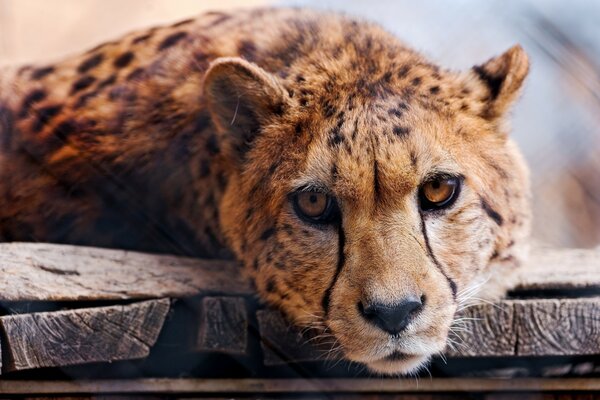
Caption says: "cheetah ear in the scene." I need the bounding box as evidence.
[203,57,289,160]
[471,45,529,120]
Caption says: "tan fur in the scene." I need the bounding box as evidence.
[0,8,531,374]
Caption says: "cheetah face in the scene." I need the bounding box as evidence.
[204,46,531,374]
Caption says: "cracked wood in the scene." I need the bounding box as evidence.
[0,299,170,372]
[257,297,600,365]
[195,296,248,354]
[0,242,253,301]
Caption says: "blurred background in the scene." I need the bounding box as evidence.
[1,0,598,249]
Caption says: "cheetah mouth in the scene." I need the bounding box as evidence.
[383,351,410,361]
[363,351,429,375]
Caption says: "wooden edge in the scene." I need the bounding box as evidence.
[0,378,599,394]
[516,246,600,291]
[194,296,249,355]
[0,242,253,301]
[0,299,171,372]
[258,297,600,365]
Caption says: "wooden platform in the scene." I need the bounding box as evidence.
[0,242,598,397]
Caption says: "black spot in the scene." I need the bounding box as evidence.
[77,53,104,74]
[393,126,410,138]
[19,89,47,118]
[171,18,194,28]
[472,65,504,100]
[429,86,440,95]
[409,151,418,169]
[398,65,410,78]
[252,258,259,271]
[113,51,135,69]
[328,116,345,147]
[52,119,77,141]
[266,278,277,293]
[238,40,257,61]
[388,108,403,118]
[481,197,504,226]
[323,100,336,119]
[158,31,188,51]
[74,91,99,109]
[97,74,117,90]
[382,71,393,83]
[205,13,231,28]
[193,112,212,133]
[260,227,275,241]
[132,33,153,44]
[296,75,305,83]
[0,106,15,151]
[294,122,302,135]
[32,104,62,132]
[411,77,421,86]
[31,66,55,80]
[198,160,211,178]
[206,135,220,156]
[71,76,96,94]
[126,67,145,81]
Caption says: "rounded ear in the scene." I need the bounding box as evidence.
[471,45,529,120]
[203,57,290,160]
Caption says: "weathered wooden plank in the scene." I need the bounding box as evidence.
[257,309,324,366]
[258,297,600,365]
[195,296,248,355]
[0,242,252,301]
[0,243,597,301]
[514,297,600,356]
[444,302,516,357]
[0,299,170,372]
[516,245,600,291]
[0,378,599,394]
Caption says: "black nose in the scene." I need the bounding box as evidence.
[359,296,424,335]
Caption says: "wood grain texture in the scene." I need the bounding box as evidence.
[0,242,253,301]
[514,297,600,356]
[445,303,516,357]
[257,309,325,366]
[0,299,170,371]
[0,243,597,301]
[0,378,599,394]
[258,298,600,364]
[195,296,248,354]
[516,245,600,291]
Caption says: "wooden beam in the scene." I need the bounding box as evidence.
[258,297,600,364]
[0,242,253,301]
[0,378,599,394]
[0,299,170,372]
[195,296,248,355]
[0,243,597,302]
[516,245,600,291]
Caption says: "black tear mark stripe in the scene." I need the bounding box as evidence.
[419,212,457,298]
[321,219,345,315]
[472,65,505,100]
[481,197,504,226]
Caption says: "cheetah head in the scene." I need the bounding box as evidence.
[203,43,531,375]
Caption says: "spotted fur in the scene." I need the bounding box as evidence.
[0,8,531,374]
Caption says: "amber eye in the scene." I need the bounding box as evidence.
[291,190,340,224]
[419,176,461,211]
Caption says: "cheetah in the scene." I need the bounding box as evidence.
[0,8,531,374]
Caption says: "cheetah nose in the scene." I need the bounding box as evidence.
[359,296,424,335]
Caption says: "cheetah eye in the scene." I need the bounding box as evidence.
[419,176,461,211]
[291,190,340,225]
